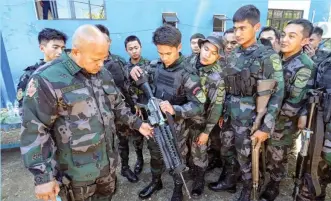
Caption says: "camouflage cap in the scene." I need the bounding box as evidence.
[198,36,223,53]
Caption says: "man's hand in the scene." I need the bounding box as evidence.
[35,180,60,201]
[304,45,316,58]
[138,122,154,140]
[218,117,224,128]
[196,133,209,145]
[250,130,268,143]
[160,101,175,115]
[298,115,307,130]
[130,66,143,81]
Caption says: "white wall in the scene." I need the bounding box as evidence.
[268,0,311,19]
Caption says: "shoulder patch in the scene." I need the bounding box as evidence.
[193,87,206,103]
[26,78,38,97]
[270,54,282,71]
[294,68,312,88]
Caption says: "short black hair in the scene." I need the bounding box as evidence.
[38,28,67,44]
[224,28,235,36]
[312,26,324,37]
[287,19,313,38]
[152,25,181,47]
[190,33,205,41]
[125,35,142,48]
[258,26,281,41]
[233,5,260,26]
[95,24,110,37]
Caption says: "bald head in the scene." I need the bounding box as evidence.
[72,24,107,50]
[70,24,109,74]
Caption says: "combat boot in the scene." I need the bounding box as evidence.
[237,180,252,201]
[191,166,206,198]
[134,148,144,175]
[260,180,280,201]
[171,180,183,201]
[121,166,138,183]
[139,174,163,199]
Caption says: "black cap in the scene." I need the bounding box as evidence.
[198,36,223,53]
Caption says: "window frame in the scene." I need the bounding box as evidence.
[267,9,303,30]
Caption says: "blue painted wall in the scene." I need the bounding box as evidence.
[309,0,331,22]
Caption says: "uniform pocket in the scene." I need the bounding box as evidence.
[70,132,104,166]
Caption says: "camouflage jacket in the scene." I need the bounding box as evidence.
[16,59,46,108]
[224,43,285,133]
[312,48,331,67]
[281,51,315,118]
[20,52,143,185]
[187,55,226,134]
[125,57,150,104]
[141,54,206,121]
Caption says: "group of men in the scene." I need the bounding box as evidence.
[17,4,331,201]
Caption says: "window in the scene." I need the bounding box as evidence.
[162,13,179,27]
[35,0,106,20]
[267,9,303,30]
[213,15,227,32]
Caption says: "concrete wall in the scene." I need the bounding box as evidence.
[1,0,268,103]
[309,0,331,23]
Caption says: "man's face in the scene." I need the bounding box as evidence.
[190,38,200,54]
[281,24,308,54]
[234,20,260,46]
[223,33,237,55]
[126,40,142,60]
[73,42,109,74]
[199,42,219,65]
[40,39,65,61]
[309,33,322,50]
[260,30,280,52]
[156,44,181,67]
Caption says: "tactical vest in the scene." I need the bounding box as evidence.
[224,46,267,96]
[105,58,127,90]
[317,57,331,122]
[153,63,188,105]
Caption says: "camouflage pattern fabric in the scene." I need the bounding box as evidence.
[312,49,331,67]
[20,52,143,199]
[222,43,285,182]
[16,59,46,110]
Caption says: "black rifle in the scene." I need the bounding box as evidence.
[135,76,191,199]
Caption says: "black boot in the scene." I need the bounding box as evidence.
[191,166,206,198]
[260,180,280,201]
[171,179,183,201]
[121,166,138,183]
[134,149,144,175]
[208,173,237,193]
[139,175,163,199]
[237,181,252,201]
[207,150,222,171]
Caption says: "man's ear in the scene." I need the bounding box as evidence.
[254,22,261,33]
[178,43,182,52]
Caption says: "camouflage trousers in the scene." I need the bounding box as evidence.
[59,152,118,201]
[221,119,252,181]
[116,123,144,167]
[266,115,298,181]
[296,122,331,201]
[184,123,209,170]
[147,120,187,176]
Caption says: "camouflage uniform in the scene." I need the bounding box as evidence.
[186,54,225,170]
[20,52,143,201]
[216,44,284,197]
[296,54,331,201]
[138,54,206,199]
[266,52,315,182]
[104,53,146,176]
[16,59,46,114]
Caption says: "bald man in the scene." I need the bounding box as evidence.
[20,24,153,201]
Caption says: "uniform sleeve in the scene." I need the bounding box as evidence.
[16,71,30,109]
[203,78,226,135]
[20,75,58,185]
[173,72,205,120]
[105,79,143,130]
[259,53,285,133]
